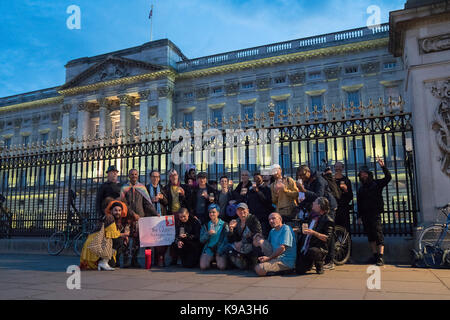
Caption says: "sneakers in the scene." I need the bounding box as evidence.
[376,256,384,266]
[323,262,335,270]
[315,262,324,275]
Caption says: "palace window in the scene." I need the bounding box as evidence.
[41,133,49,144]
[210,108,223,126]
[274,76,286,84]
[242,82,253,89]
[345,66,358,74]
[308,71,321,80]
[242,105,255,125]
[3,138,11,148]
[275,100,288,123]
[183,112,193,127]
[384,62,396,70]
[310,95,323,111]
[347,90,360,108]
[212,87,222,94]
[22,135,29,146]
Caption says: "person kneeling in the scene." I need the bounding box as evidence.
[254,212,297,276]
[296,197,334,275]
[199,204,229,271]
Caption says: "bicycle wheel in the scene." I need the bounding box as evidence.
[333,225,351,265]
[48,231,66,256]
[73,232,88,256]
[418,224,450,251]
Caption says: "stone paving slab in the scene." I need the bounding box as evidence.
[1,254,450,300]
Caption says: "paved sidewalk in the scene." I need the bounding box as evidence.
[1,254,449,300]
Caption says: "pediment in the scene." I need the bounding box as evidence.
[60,56,165,90]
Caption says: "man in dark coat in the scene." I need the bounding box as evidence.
[357,157,392,266]
[247,172,273,237]
[190,172,217,224]
[296,197,335,275]
[95,165,121,220]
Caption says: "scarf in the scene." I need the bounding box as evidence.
[148,183,162,216]
[120,182,152,207]
[301,211,321,254]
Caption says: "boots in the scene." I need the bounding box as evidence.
[98,258,115,271]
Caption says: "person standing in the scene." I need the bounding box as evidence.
[334,162,353,233]
[121,169,157,268]
[191,172,217,224]
[247,172,273,237]
[96,165,121,220]
[270,165,299,223]
[232,170,252,204]
[357,157,391,266]
[217,176,235,223]
[146,170,170,267]
[163,169,191,216]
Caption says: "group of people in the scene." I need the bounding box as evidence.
[80,158,391,276]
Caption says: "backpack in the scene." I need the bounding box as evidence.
[322,173,342,201]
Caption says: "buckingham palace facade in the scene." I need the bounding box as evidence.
[0,23,418,236]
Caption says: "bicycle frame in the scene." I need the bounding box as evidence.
[435,206,450,248]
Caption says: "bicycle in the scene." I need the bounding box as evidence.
[48,211,92,256]
[415,203,450,267]
[0,194,12,239]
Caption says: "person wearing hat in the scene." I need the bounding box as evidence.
[190,172,218,224]
[226,203,262,270]
[95,165,122,220]
[357,157,391,266]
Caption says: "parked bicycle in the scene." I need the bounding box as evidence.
[414,203,450,267]
[48,191,92,256]
[0,194,12,239]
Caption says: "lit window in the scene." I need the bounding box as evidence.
[212,87,222,94]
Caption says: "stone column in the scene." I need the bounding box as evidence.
[97,98,111,139]
[62,104,71,142]
[118,94,134,136]
[139,90,151,133]
[390,1,450,226]
[77,102,91,139]
[158,86,174,127]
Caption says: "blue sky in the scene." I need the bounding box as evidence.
[0,0,405,98]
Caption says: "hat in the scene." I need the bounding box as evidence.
[271,164,281,175]
[236,203,249,210]
[106,165,119,173]
[226,203,238,217]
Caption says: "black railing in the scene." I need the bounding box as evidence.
[0,106,417,237]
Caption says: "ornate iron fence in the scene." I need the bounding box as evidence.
[0,98,418,237]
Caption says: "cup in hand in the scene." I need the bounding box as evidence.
[241,187,248,195]
[179,226,185,237]
[302,223,308,234]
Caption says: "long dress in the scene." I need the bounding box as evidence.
[79,215,120,270]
